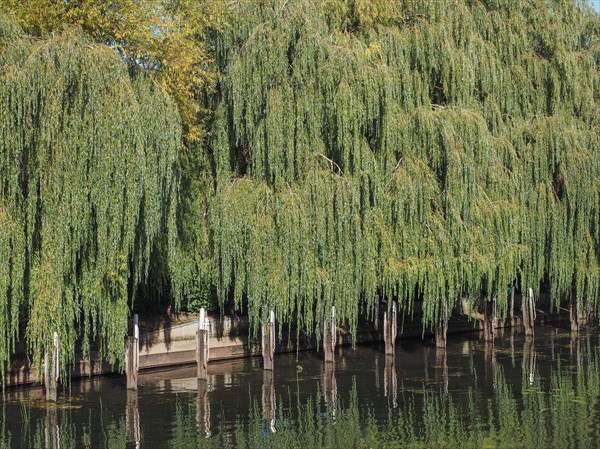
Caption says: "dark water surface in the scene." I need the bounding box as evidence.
[3,326,600,448]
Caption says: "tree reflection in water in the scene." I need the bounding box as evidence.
[4,329,600,449]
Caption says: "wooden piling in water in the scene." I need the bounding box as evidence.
[196,308,209,380]
[523,289,535,336]
[374,295,379,331]
[323,306,336,363]
[570,297,587,334]
[383,301,397,356]
[510,285,515,323]
[44,331,59,402]
[483,297,494,341]
[262,310,275,370]
[126,314,139,390]
[434,303,448,348]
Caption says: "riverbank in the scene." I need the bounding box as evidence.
[4,295,569,388]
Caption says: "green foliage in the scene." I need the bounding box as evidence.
[208,0,600,336]
[0,16,180,377]
[0,0,599,370]
[1,0,230,141]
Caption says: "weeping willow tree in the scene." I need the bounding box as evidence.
[0,14,180,378]
[207,0,599,338]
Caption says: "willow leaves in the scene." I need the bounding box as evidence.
[0,18,180,377]
[209,0,599,336]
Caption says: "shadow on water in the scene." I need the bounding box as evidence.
[3,326,600,448]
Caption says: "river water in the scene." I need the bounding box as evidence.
[2,326,600,448]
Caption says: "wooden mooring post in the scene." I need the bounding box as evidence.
[197,308,209,380]
[383,301,397,356]
[434,303,449,348]
[44,331,59,402]
[374,295,380,331]
[126,314,139,390]
[523,288,535,336]
[510,285,515,323]
[262,310,275,370]
[570,296,587,334]
[323,306,336,363]
[483,297,494,341]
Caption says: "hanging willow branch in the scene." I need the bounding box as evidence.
[208,0,599,338]
[0,18,180,379]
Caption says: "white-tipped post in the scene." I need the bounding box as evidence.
[197,308,209,380]
[262,310,275,370]
[45,332,59,401]
[127,314,139,390]
[324,306,336,363]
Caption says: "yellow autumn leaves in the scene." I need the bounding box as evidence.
[2,0,229,141]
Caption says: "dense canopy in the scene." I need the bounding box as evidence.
[0,14,180,377]
[0,0,599,376]
[2,0,228,141]
[208,0,599,337]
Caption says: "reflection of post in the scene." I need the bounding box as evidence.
[44,405,59,449]
[484,340,496,364]
[323,306,336,363]
[45,332,59,402]
[510,331,515,368]
[435,348,448,396]
[262,370,276,433]
[424,347,429,381]
[323,362,338,419]
[570,333,581,371]
[374,354,380,390]
[384,355,397,408]
[262,311,275,371]
[383,301,397,356]
[484,340,496,387]
[197,308,209,380]
[126,314,139,390]
[126,390,141,447]
[196,380,211,438]
[522,337,536,385]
